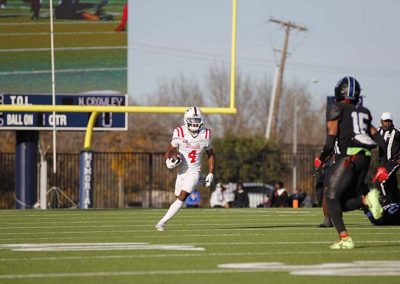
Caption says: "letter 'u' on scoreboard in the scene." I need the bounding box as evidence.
[0,93,128,131]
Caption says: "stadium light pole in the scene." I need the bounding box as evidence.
[292,79,318,193]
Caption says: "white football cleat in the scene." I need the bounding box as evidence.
[155,223,165,231]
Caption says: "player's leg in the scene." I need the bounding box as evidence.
[156,172,200,231]
[342,155,382,220]
[325,157,355,249]
[342,155,371,211]
[318,191,333,227]
[156,191,189,231]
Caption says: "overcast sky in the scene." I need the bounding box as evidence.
[128,0,400,126]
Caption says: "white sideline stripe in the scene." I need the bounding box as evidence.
[0,31,121,36]
[1,249,399,262]
[0,217,327,225]
[0,243,205,252]
[0,221,331,229]
[219,261,400,276]
[0,269,253,279]
[1,221,399,230]
[0,210,320,217]
[0,220,376,228]
[1,231,398,242]
[0,67,126,76]
[0,223,331,234]
[0,209,316,216]
[187,240,400,245]
[1,240,399,248]
[0,46,126,53]
[1,225,399,235]
[0,21,119,26]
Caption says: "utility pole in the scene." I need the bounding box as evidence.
[265,18,308,140]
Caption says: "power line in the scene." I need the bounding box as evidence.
[266,18,308,140]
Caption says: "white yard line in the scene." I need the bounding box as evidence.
[186,240,400,246]
[0,223,339,234]
[0,21,119,26]
[0,67,126,76]
[1,240,399,247]
[0,211,323,218]
[0,224,400,231]
[0,231,398,242]
[0,269,254,279]
[0,46,126,53]
[0,243,205,252]
[0,217,324,225]
[1,249,399,262]
[0,224,398,235]
[0,31,121,36]
[0,220,335,229]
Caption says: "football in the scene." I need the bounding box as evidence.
[167,148,181,163]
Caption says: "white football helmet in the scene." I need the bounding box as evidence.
[184,106,204,132]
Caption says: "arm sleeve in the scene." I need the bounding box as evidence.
[205,129,213,150]
[171,128,181,148]
[318,102,341,162]
[319,135,336,162]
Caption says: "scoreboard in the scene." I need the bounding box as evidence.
[0,93,127,131]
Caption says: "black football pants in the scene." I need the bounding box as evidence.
[325,153,370,233]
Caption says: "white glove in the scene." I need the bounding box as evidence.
[166,157,180,169]
[204,173,214,187]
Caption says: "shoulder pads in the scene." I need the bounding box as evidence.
[326,102,342,121]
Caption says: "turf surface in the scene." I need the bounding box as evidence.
[0,208,399,283]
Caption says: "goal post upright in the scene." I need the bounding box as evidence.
[230,0,237,109]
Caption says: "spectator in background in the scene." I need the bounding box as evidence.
[210,183,230,208]
[0,0,6,10]
[270,181,289,208]
[234,182,249,208]
[115,2,127,32]
[31,0,41,20]
[185,190,201,208]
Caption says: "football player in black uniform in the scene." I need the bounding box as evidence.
[314,76,384,249]
[365,203,400,226]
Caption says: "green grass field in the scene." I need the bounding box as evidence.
[0,208,399,284]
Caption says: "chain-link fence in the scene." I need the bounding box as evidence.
[0,147,321,209]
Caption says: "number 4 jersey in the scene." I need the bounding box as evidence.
[327,101,373,157]
[171,126,212,173]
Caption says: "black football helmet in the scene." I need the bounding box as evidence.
[334,76,361,102]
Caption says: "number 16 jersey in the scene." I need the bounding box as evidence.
[171,126,213,173]
[327,101,373,158]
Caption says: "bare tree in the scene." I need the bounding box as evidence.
[0,67,324,154]
[206,63,273,136]
[279,83,325,145]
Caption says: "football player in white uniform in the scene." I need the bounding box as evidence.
[156,107,215,231]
